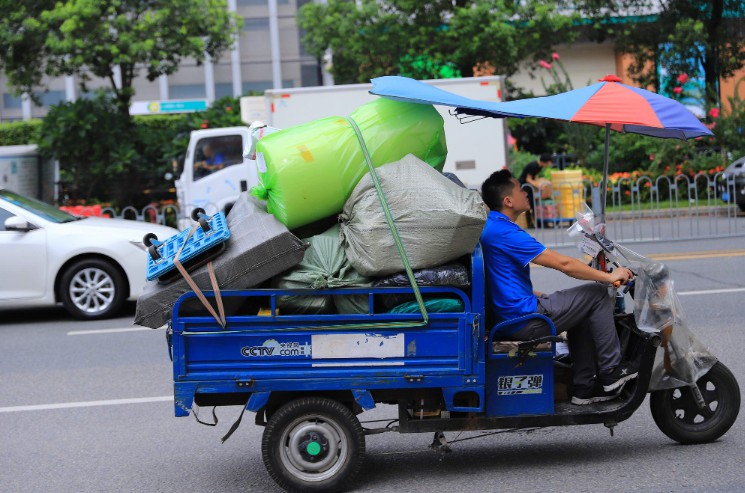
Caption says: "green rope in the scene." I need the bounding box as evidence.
[344,116,429,327]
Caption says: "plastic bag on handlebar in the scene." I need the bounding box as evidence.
[567,203,604,237]
[613,244,718,391]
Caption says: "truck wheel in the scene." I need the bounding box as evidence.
[59,258,127,320]
[261,397,365,493]
[650,362,740,444]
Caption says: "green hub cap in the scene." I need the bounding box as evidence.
[306,441,322,456]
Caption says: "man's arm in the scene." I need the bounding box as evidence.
[533,248,633,286]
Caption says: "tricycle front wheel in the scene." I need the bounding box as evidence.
[650,361,740,444]
[261,397,365,492]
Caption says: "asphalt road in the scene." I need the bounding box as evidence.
[1,235,744,493]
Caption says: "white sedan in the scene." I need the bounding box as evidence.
[0,188,177,320]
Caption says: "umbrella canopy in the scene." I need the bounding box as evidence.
[370,75,713,221]
[370,75,712,140]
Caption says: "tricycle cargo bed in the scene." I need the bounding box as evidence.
[170,285,485,416]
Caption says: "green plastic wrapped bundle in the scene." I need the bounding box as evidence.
[252,98,447,229]
[273,225,373,314]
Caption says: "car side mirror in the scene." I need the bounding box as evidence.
[4,216,35,232]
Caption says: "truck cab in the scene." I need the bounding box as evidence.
[174,127,259,227]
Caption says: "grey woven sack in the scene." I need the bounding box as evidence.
[134,193,307,329]
[339,153,487,277]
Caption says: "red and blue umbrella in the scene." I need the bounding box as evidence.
[370,75,713,220]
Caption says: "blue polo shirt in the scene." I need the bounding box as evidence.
[480,211,546,333]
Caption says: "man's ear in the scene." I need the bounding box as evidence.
[503,195,513,209]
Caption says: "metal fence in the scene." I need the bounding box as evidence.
[97,173,744,247]
[525,172,744,246]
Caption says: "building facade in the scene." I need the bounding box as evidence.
[1,1,743,122]
[0,0,322,122]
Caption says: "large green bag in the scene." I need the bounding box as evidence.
[251,98,447,229]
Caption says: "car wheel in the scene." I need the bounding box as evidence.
[59,258,127,320]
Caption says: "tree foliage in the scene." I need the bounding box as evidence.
[37,92,139,204]
[0,0,242,119]
[581,0,745,105]
[298,0,579,84]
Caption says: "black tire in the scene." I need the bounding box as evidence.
[650,361,740,444]
[59,258,127,320]
[147,245,161,261]
[191,207,206,221]
[142,232,158,247]
[261,397,365,493]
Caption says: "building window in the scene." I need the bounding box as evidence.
[39,90,66,107]
[242,80,294,94]
[237,0,288,5]
[215,83,235,99]
[3,93,22,109]
[243,17,270,30]
[169,84,207,99]
[301,64,320,87]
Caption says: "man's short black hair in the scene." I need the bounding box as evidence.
[540,153,554,163]
[482,169,515,211]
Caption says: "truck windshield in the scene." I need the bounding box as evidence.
[193,135,244,179]
[0,189,78,223]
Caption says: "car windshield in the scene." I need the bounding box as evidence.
[0,189,79,223]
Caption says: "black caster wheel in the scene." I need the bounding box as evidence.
[143,232,158,247]
[148,245,161,261]
[191,208,211,233]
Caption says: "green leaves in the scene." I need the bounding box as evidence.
[0,0,242,117]
[298,0,581,83]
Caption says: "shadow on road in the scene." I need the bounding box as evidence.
[0,301,137,325]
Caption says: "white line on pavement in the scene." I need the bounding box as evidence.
[0,396,173,413]
[67,327,155,336]
[677,287,745,296]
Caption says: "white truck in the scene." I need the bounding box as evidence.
[175,76,507,224]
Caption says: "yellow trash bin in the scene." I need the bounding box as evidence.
[551,170,585,219]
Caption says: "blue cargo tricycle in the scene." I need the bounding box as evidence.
[166,225,739,492]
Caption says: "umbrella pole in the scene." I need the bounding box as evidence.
[599,123,611,225]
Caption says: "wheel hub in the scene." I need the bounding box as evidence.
[298,432,329,462]
[70,267,114,313]
[284,421,341,474]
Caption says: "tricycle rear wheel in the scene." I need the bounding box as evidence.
[261,397,365,492]
[650,361,740,444]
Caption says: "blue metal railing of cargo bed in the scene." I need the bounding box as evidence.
[169,245,488,417]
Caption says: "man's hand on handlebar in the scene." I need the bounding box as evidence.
[609,267,634,288]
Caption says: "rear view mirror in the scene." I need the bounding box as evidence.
[4,216,35,232]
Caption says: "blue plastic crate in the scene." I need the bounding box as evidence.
[146,211,230,282]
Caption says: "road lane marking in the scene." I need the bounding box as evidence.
[535,249,745,269]
[677,287,745,296]
[0,396,173,413]
[67,327,155,336]
[646,250,745,261]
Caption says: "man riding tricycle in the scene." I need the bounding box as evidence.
[146,76,740,493]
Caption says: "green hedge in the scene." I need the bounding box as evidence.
[0,120,42,146]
